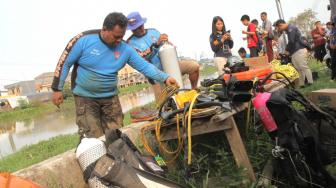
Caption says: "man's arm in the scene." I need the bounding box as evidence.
[243,24,256,36]
[51,35,83,106]
[265,21,274,38]
[285,28,297,52]
[243,31,255,35]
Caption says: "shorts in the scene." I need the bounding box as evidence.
[179,59,200,75]
[74,95,123,138]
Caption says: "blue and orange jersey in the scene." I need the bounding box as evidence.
[52,30,168,98]
[127,29,163,70]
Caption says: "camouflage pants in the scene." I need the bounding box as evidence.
[74,95,124,138]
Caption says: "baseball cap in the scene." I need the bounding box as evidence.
[127,12,147,31]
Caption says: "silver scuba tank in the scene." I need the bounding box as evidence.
[76,137,108,188]
[159,42,184,88]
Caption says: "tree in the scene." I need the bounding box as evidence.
[288,9,317,41]
[63,82,73,99]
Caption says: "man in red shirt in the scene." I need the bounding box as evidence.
[241,15,259,57]
[311,21,326,62]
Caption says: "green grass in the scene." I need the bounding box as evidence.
[0,134,80,172]
[0,99,74,124]
[298,59,336,94]
[200,64,217,76]
[118,83,150,95]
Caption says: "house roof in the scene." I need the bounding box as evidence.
[4,80,35,89]
[34,72,54,80]
[34,72,71,85]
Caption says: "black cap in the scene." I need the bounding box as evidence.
[274,19,286,27]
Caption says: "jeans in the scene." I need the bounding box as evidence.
[330,49,336,79]
[314,44,327,62]
[249,47,258,57]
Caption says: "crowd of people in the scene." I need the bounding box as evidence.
[50,10,336,138]
[210,12,336,88]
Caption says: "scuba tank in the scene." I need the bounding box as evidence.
[76,138,108,188]
[252,92,278,137]
[159,42,184,88]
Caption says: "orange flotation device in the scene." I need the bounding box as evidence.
[0,173,42,188]
[223,67,273,81]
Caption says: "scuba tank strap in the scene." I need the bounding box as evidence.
[82,160,99,183]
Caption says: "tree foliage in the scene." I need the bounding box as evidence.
[288,9,317,41]
[63,82,73,99]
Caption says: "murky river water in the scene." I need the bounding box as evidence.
[0,75,217,157]
[0,87,155,157]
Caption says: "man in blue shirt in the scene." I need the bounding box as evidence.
[51,12,178,138]
[126,12,200,95]
[275,19,313,87]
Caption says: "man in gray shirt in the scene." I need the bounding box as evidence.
[275,19,313,88]
[261,12,274,62]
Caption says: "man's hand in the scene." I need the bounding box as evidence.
[284,51,290,56]
[165,77,179,88]
[242,30,247,34]
[52,91,64,108]
[157,34,169,45]
[262,31,268,39]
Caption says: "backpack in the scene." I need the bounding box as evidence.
[265,88,336,187]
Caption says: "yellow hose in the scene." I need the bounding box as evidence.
[140,122,157,157]
[187,93,200,165]
[140,86,202,165]
[155,115,182,155]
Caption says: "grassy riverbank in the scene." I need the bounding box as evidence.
[0,134,80,172]
[1,60,335,178]
[0,102,155,172]
[0,99,74,124]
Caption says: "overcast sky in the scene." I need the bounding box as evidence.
[0,0,330,89]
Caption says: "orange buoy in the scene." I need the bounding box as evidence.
[0,173,42,188]
[223,67,273,81]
